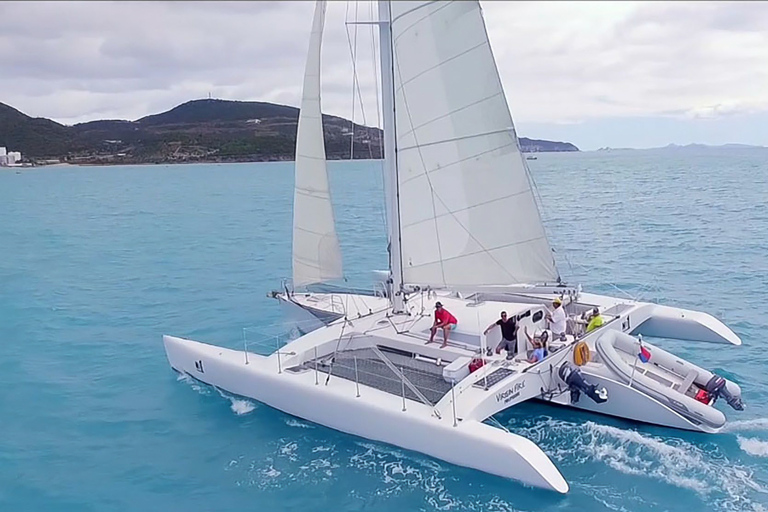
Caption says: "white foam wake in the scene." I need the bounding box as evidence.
[215,388,256,415]
[737,436,768,458]
[176,372,210,395]
[176,373,256,415]
[512,416,767,511]
[724,418,768,433]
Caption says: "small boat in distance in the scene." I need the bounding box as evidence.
[526,154,537,160]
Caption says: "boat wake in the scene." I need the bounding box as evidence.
[176,372,211,395]
[284,418,315,429]
[724,418,768,433]
[737,437,768,458]
[726,419,768,459]
[212,388,256,415]
[176,372,256,415]
[511,415,768,511]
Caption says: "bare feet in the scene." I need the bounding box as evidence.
[440,342,447,348]
[425,340,433,345]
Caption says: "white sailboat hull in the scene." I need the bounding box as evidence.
[163,334,569,493]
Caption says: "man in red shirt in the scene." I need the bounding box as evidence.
[427,301,458,348]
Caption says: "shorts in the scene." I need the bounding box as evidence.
[498,338,515,352]
[435,323,457,330]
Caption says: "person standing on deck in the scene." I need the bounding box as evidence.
[546,297,567,339]
[427,302,458,348]
[485,311,519,358]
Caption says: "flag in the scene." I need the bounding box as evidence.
[638,345,651,363]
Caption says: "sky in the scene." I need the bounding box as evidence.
[0,1,766,151]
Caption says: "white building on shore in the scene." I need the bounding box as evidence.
[0,147,23,166]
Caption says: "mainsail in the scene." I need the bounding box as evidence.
[292,0,343,288]
[387,1,559,288]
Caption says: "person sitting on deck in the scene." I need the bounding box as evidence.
[524,326,549,363]
[485,311,519,359]
[585,307,604,333]
[574,307,604,335]
[546,297,567,340]
[426,302,458,348]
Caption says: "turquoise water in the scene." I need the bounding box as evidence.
[1,150,767,511]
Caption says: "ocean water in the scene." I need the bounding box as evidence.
[1,149,767,512]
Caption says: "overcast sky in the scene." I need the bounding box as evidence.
[1,1,766,150]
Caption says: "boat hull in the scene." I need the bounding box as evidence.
[163,334,569,493]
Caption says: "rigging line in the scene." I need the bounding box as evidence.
[344,0,376,162]
[370,0,386,231]
[524,152,560,277]
[570,259,634,300]
[370,0,382,148]
[392,48,523,285]
[345,0,355,160]
[352,0,359,160]
[481,6,557,283]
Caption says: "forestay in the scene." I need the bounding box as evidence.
[292,0,343,288]
[388,0,559,288]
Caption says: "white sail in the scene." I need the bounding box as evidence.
[292,0,343,288]
[388,1,559,288]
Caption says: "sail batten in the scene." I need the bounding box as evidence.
[292,0,343,288]
[389,0,559,288]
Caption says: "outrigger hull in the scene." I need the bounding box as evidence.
[163,334,569,494]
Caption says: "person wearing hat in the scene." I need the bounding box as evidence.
[585,307,604,333]
[523,326,549,363]
[427,301,458,348]
[574,307,604,335]
[546,297,567,338]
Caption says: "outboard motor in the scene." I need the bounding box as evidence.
[705,375,745,411]
[558,362,608,404]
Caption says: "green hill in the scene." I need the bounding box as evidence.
[0,99,579,165]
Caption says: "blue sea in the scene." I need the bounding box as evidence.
[2,149,767,512]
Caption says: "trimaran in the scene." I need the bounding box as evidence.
[164,1,745,493]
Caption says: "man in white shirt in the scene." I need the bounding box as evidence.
[546,297,567,338]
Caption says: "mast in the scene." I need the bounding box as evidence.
[377,0,405,313]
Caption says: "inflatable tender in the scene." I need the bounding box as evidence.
[595,330,744,430]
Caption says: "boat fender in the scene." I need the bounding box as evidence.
[558,362,608,404]
[705,375,745,411]
[573,342,590,366]
[469,358,485,373]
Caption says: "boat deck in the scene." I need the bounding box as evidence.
[289,346,453,405]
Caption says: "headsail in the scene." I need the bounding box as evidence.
[388,1,559,288]
[292,0,343,288]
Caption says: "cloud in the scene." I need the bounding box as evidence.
[0,1,766,147]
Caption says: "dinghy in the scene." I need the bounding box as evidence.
[594,330,743,430]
